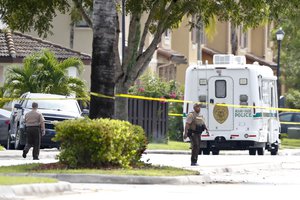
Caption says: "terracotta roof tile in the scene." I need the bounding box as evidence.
[0,29,91,64]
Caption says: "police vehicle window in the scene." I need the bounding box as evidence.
[294,114,300,122]
[262,80,270,104]
[279,113,293,122]
[19,94,26,105]
[215,80,226,98]
[271,87,274,107]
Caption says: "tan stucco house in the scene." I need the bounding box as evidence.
[0,29,91,87]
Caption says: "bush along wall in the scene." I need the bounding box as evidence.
[53,118,147,168]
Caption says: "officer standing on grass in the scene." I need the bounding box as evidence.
[184,103,208,166]
[22,102,45,160]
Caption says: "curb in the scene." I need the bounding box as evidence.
[0,181,71,199]
[5,173,211,185]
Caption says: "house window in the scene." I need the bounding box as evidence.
[164,29,171,45]
[159,64,176,81]
[239,25,248,49]
[75,10,92,28]
[191,16,206,44]
[267,23,272,48]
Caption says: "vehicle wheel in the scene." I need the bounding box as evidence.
[6,131,14,150]
[270,144,279,155]
[257,148,264,155]
[14,128,25,150]
[249,148,256,155]
[212,149,220,155]
[198,149,203,155]
[203,148,210,155]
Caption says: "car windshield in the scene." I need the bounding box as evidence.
[26,99,80,113]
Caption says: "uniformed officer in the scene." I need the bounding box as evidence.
[22,102,45,160]
[184,103,208,166]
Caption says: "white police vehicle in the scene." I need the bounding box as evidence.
[183,54,280,155]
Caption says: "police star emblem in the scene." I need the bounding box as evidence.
[213,104,229,124]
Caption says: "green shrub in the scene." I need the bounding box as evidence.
[53,118,147,168]
[168,102,184,141]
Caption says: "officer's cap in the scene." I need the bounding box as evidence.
[193,103,201,108]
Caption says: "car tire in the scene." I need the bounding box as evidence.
[249,148,256,155]
[14,128,25,150]
[212,149,220,155]
[203,148,210,155]
[6,130,14,150]
[257,148,264,155]
[270,143,279,155]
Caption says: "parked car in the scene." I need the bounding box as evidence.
[8,92,83,149]
[0,108,11,148]
[279,112,300,133]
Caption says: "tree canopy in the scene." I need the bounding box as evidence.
[273,12,300,108]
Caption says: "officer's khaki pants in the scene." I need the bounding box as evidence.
[23,126,41,159]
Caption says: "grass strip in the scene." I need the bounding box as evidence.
[281,138,300,148]
[0,175,57,185]
[148,140,190,150]
[148,139,300,150]
[0,163,199,177]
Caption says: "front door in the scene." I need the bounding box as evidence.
[208,76,234,131]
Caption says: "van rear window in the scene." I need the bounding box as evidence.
[215,80,226,98]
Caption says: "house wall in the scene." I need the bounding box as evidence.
[27,13,71,49]
[206,21,230,54]
[73,28,93,55]
[171,17,198,85]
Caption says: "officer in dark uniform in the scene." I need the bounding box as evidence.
[184,103,208,166]
[22,102,45,160]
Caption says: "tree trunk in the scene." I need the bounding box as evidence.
[89,0,118,119]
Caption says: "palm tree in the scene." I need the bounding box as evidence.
[4,49,88,99]
[89,0,118,119]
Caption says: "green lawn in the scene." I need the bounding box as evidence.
[148,139,300,150]
[281,138,300,148]
[0,163,199,177]
[0,175,57,185]
[147,140,190,150]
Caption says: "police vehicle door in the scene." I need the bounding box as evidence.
[208,76,234,131]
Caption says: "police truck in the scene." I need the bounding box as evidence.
[183,54,280,155]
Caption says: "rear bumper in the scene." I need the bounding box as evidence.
[200,140,265,150]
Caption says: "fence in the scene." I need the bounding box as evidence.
[128,98,168,143]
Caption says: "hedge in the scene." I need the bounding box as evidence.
[53,118,147,168]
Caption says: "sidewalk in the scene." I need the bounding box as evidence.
[1,148,300,199]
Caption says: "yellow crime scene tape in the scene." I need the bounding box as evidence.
[2,92,300,125]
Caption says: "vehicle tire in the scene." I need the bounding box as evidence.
[212,149,220,155]
[270,144,279,155]
[14,128,25,150]
[257,148,264,155]
[249,148,256,155]
[203,148,210,155]
[6,130,14,150]
[199,149,203,155]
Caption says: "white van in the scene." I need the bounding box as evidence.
[183,54,280,155]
